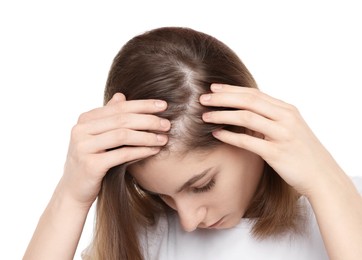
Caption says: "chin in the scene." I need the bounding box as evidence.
[210,214,243,230]
[222,219,241,229]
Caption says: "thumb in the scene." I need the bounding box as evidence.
[107,92,126,106]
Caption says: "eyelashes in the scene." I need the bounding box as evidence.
[141,175,217,199]
[158,178,216,199]
[192,178,216,193]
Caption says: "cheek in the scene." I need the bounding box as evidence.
[236,157,264,204]
[217,157,263,208]
[160,195,177,210]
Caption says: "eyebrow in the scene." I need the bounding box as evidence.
[176,167,215,193]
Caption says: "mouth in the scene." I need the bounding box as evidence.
[207,216,225,229]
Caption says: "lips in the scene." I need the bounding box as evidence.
[208,216,225,228]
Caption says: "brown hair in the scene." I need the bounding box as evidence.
[91,27,301,260]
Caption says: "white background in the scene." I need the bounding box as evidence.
[1,1,361,259]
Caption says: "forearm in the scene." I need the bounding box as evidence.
[23,183,92,260]
[308,168,362,260]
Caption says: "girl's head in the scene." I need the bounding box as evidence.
[93,27,300,260]
[104,26,257,153]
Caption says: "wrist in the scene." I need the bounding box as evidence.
[305,166,355,204]
[300,155,346,199]
[302,168,362,260]
[51,180,94,213]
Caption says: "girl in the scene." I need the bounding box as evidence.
[24,27,362,260]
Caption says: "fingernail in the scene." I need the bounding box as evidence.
[157,134,167,143]
[202,112,211,121]
[160,119,170,129]
[212,130,221,137]
[155,100,167,108]
[211,84,222,90]
[200,94,211,102]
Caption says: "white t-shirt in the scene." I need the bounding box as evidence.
[140,177,362,260]
[141,197,327,260]
[83,177,362,259]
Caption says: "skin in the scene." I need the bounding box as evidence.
[129,144,264,232]
[24,85,362,260]
[200,84,362,260]
[24,93,171,259]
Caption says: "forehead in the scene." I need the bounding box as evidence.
[127,145,242,194]
[129,148,215,182]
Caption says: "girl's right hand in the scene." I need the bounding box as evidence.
[59,93,170,208]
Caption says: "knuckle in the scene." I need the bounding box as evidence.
[241,110,254,123]
[245,87,259,94]
[236,138,245,148]
[144,133,156,146]
[283,105,301,124]
[118,149,132,162]
[70,124,82,140]
[77,112,90,123]
[234,134,249,148]
[279,126,293,141]
[243,92,258,106]
[287,103,299,113]
[116,129,128,143]
[73,139,88,156]
[116,114,127,127]
[142,115,156,129]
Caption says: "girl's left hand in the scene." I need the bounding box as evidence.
[200,84,343,196]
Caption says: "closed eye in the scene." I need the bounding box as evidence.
[142,178,216,197]
[192,178,215,193]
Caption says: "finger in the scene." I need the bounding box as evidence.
[210,84,291,108]
[83,113,170,135]
[78,99,167,123]
[85,129,168,152]
[212,129,272,159]
[115,99,168,114]
[106,93,126,106]
[200,92,286,121]
[203,110,279,139]
[99,146,161,170]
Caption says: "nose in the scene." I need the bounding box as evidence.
[175,197,206,232]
